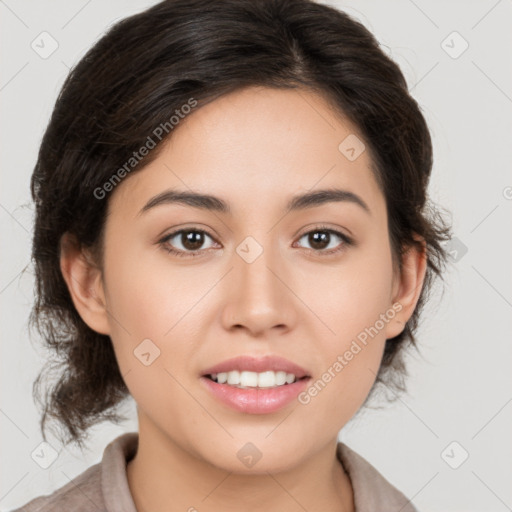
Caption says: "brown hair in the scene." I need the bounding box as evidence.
[29,0,452,449]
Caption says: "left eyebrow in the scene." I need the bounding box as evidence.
[138,189,230,216]
[286,188,371,215]
[137,187,371,216]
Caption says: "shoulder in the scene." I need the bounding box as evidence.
[10,432,139,512]
[9,462,105,512]
[336,442,419,512]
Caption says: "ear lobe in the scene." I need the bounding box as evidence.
[385,236,428,340]
[59,232,110,335]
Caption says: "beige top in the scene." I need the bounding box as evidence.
[11,432,418,512]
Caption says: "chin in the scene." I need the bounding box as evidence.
[196,437,309,475]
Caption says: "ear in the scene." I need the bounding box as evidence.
[384,235,428,340]
[59,232,110,335]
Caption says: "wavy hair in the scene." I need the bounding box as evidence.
[29,0,452,449]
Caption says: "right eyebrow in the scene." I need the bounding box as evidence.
[137,187,371,217]
[285,188,371,215]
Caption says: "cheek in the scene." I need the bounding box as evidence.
[101,247,201,421]
[305,235,395,343]
[101,240,214,382]
[296,239,394,420]
[103,239,205,336]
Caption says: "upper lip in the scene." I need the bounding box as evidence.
[201,355,310,379]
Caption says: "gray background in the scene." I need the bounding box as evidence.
[1,1,511,510]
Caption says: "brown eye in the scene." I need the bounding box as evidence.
[179,230,207,251]
[160,229,217,257]
[306,230,330,250]
[295,227,352,255]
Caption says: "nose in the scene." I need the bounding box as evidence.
[220,240,297,337]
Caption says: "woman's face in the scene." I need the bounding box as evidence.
[80,86,414,472]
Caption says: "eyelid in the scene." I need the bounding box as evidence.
[158,224,354,258]
[293,225,354,255]
[295,223,352,241]
[158,228,218,257]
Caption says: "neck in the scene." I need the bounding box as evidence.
[126,418,354,512]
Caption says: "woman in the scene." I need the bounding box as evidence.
[12,0,451,510]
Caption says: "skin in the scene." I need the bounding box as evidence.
[60,86,427,512]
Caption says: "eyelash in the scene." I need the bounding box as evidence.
[158,225,354,259]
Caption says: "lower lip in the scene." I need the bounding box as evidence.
[200,376,310,414]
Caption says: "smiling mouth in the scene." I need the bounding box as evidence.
[204,370,310,389]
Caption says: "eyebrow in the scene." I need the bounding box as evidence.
[138,187,371,216]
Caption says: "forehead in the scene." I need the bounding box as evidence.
[108,86,384,219]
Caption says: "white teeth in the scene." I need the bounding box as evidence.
[241,370,259,387]
[275,371,287,385]
[285,373,295,384]
[227,370,240,385]
[209,370,300,388]
[257,371,275,388]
